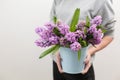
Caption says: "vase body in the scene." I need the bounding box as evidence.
[59,47,88,74]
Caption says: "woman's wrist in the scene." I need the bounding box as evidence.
[88,47,97,56]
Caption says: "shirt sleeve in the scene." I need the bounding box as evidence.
[49,0,56,21]
[96,0,116,38]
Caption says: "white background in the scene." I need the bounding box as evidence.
[0,0,120,80]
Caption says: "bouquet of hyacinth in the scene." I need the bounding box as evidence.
[35,8,105,59]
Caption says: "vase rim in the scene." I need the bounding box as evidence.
[60,46,88,49]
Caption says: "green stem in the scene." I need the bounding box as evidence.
[78,50,81,60]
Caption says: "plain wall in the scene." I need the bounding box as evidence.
[0,0,120,80]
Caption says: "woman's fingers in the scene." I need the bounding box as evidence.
[84,53,91,64]
[81,61,91,74]
[82,53,92,74]
[59,69,64,73]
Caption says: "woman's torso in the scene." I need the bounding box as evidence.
[52,0,105,25]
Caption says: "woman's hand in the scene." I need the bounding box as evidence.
[58,67,64,73]
[81,36,113,74]
[81,52,92,74]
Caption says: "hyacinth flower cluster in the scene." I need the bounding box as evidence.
[35,8,105,59]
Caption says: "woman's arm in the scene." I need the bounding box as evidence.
[55,52,64,73]
[82,36,113,74]
[89,36,113,56]
[82,0,116,74]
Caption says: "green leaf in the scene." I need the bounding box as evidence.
[39,45,58,59]
[85,16,90,27]
[52,45,60,55]
[78,38,88,47]
[84,27,87,34]
[97,25,107,33]
[53,27,63,37]
[78,37,82,42]
[53,16,57,24]
[70,8,80,32]
[78,50,81,60]
[97,25,102,29]
[81,40,88,47]
[102,29,107,33]
[86,34,93,40]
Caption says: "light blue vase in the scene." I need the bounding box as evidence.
[59,47,88,74]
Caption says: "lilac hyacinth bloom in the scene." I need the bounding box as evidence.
[35,26,52,38]
[35,39,51,47]
[91,16,102,26]
[59,37,67,46]
[75,30,86,39]
[93,29,103,39]
[49,36,59,45]
[87,25,103,45]
[93,29,103,44]
[70,42,81,51]
[88,37,102,45]
[93,39,101,44]
[59,26,69,35]
[77,21,86,31]
[65,32,77,43]
[35,27,44,34]
[44,22,55,31]
[35,39,43,47]
[40,30,52,41]
[57,21,70,35]
[88,24,97,33]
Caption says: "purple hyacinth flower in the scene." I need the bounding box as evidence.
[56,21,70,35]
[59,37,67,46]
[35,39,51,47]
[88,24,97,33]
[59,26,69,35]
[93,29,102,39]
[93,29,103,44]
[35,27,44,34]
[44,22,56,31]
[70,42,81,51]
[77,21,86,31]
[91,16,102,26]
[75,30,86,39]
[40,30,52,41]
[35,39,44,47]
[49,36,59,45]
[65,32,77,43]
[87,28,103,45]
